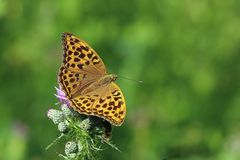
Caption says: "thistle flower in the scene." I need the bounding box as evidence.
[47,87,120,159]
[55,87,70,106]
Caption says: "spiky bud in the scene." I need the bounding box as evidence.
[65,141,78,156]
[79,118,91,131]
[58,121,68,133]
[61,104,73,117]
[47,109,64,124]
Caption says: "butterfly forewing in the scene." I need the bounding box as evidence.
[61,32,106,74]
[60,32,106,98]
[58,32,126,126]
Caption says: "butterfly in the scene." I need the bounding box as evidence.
[58,32,126,126]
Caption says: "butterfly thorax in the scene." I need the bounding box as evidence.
[81,74,117,94]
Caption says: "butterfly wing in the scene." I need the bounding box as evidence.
[59,32,107,98]
[70,82,126,126]
[61,32,107,74]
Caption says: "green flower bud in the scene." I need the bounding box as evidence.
[65,141,78,156]
[79,118,91,130]
[58,121,68,133]
[61,104,73,117]
[47,109,64,124]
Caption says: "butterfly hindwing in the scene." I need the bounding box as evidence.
[103,83,126,125]
[70,83,126,126]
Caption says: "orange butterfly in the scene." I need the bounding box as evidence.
[58,32,126,126]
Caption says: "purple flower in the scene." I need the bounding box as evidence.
[55,87,70,106]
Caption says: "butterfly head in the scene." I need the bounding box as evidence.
[111,74,118,81]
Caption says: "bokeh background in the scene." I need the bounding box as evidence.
[1,0,240,159]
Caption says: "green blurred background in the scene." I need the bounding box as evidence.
[1,0,240,159]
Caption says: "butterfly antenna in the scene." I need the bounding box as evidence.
[118,75,143,83]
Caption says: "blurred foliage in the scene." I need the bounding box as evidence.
[0,0,240,159]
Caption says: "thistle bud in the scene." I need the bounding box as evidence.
[65,141,78,156]
[47,109,64,124]
[58,121,68,133]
